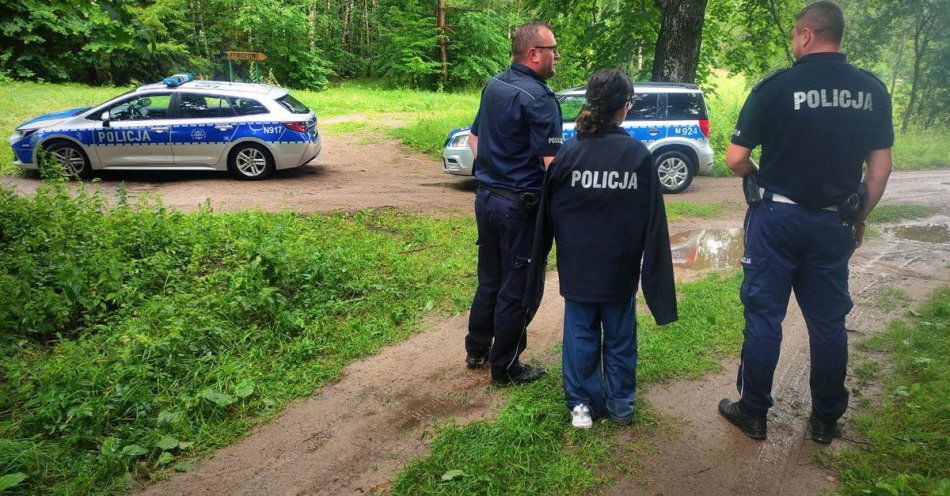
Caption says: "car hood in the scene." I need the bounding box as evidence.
[16,107,91,131]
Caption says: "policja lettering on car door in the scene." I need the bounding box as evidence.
[94,94,174,166]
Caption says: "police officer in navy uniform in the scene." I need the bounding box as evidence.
[719,1,894,443]
[465,22,563,386]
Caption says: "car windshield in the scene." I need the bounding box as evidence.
[277,94,310,114]
[559,95,585,122]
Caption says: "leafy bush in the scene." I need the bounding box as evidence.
[0,183,478,494]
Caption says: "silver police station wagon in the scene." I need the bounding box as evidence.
[9,73,321,180]
[443,82,714,193]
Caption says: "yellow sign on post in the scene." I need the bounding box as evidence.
[225,52,267,82]
[225,51,267,61]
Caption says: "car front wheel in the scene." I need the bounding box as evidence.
[655,150,695,194]
[229,143,275,180]
[44,141,91,179]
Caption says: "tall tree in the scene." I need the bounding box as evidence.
[651,0,709,82]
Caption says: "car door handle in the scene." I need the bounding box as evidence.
[150,126,169,133]
[215,125,234,131]
[648,128,660,136]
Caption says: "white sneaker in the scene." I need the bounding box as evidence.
[571,404,593,429]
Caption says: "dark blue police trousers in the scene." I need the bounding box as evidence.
[466,188,539,379]
[737,201,855,423]
[562,297,637,421]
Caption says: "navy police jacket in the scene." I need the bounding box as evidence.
[526,126,678,325]
[731,52,894,208]
[471,63,563,193]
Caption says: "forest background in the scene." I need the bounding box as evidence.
[1,0,947,132]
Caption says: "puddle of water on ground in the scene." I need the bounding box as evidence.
[670,229,745,270]
[882,224,950,244]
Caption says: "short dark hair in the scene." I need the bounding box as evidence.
[511,22,553,61]
[575,69,634,137]
[795,1,845,44]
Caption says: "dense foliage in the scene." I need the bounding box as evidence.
[0,0,520,90]
[0,183,479,494]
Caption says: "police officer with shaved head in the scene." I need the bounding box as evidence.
[464,22,563,386]
[719,1,894,443]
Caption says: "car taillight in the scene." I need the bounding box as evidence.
[283,122,307,133]
[699,119,710,138]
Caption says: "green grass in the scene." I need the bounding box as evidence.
[390,109,477,157]
[0,182,480,495]
[818,288,950,496]
[893,130,950,170]
[874,286,911,313]
[867,204,941,224]
[665,201,726,222]
[321,120,370,134]
[391,272,745,495]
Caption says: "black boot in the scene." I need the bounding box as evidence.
[491,364,547,386]
[810,416,838,444]
[465,352,488,369]
[718,398,767,439]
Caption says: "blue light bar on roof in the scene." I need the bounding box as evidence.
[162,73,194,87]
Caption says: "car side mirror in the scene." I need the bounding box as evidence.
[101,111,111,127]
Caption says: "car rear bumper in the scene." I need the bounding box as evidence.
[696,141,714,174]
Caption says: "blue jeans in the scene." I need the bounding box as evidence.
[737,201,854,423]
[563,297,638,420]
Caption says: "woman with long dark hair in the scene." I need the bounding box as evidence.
[527,69,678,428]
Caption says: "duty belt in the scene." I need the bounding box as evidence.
[479,183,539,207]
[760,188,836,212]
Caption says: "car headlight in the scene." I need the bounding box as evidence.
[449,133,470,148]
[16,128,38,140]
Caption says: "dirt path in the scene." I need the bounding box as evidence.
[0,129,741,216]
[0,131,476,216]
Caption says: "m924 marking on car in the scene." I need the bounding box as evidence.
[443,82,715,194]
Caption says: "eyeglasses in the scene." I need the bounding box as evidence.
[532,45,559,54]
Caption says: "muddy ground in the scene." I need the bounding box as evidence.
[4,131,948,495]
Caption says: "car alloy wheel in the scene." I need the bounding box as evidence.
[230,144,274,180]
[47,142,90,179]
[655,150,695,194]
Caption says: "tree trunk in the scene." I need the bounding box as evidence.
[308,0,318,52]
[437,0,448,86]
[901,12,933,133]
[651,0,710,83]
[889,26,907,96]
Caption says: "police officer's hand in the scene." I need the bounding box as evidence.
[854,221,867,249]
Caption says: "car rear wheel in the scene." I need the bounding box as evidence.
[44,141,91,179]
[229,143,274,180]
[655,150,695,194]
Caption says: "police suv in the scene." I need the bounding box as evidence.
[9,74,321,180]
[443,82,713,193]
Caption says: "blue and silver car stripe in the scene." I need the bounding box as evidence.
[16,108,91,128]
